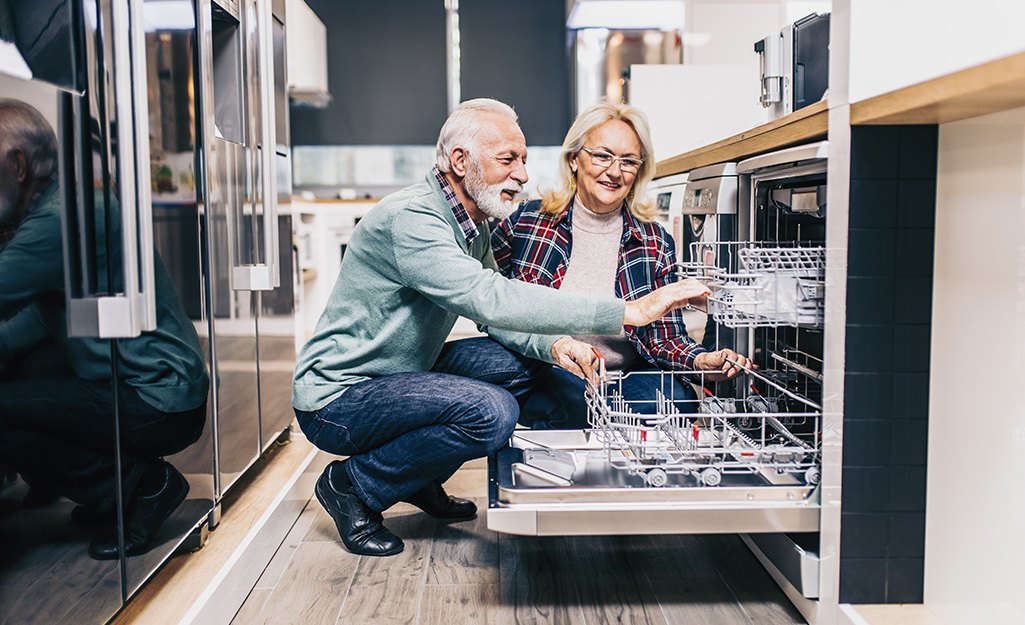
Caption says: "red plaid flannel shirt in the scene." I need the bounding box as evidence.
[491,199,706,370]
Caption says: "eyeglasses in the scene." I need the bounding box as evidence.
[580,147,643,173]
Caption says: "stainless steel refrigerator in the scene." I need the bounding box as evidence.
[0,0,295,621]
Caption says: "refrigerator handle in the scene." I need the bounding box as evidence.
[230,0,278,292]
[257,0,280,289]
[65,0,156,338]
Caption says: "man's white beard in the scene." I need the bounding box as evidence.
[464,160,521,221]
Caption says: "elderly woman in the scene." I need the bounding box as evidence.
[491,98,752,429]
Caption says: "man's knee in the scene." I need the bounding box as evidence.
[469,386,518,454]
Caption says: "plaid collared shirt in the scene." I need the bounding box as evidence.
[433,166,478,245]
[491,198,707,370]
[0,175,55,254]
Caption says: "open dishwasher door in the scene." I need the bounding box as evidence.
[488,429,820,537]
[487,365,823,537]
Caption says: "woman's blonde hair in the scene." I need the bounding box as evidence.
[540,98,658,221]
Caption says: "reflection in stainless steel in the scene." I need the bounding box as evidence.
[0,32,206,625]
[205,0,261,495]
[0,74,123,625]
[573,28,681,117]
[134,0,217,598]
[1,0,292,620]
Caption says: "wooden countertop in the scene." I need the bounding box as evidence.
[655,50,1025,179]
[655,100,828,178]
[850,50,1025,125]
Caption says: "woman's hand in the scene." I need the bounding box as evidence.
[693,348,756,381]
[623,278,710,327]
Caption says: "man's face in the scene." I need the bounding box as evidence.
[462,115,528,220]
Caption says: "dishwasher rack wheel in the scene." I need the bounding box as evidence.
[645,467,668,487]
[701,467,723,487]
[804,465,821,485]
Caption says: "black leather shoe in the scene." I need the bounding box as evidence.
[89,462,189,560]
[316,461,403,557]
[403,480,477,521]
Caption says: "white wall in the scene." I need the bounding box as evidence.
[0,74,59,129]
[928,106,1025,625]
[631,64,767,159]
[632,0,832,162]
[848,0,1025,103]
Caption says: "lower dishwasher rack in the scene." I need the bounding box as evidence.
[487,429,820,537]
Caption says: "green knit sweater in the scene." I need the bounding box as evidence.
[292,172,626,411]
[0,184,209,413]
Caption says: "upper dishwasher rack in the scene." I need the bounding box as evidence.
[678,242,825,329]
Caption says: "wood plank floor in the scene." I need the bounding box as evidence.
[231,457,807,625]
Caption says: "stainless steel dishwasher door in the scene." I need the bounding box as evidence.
[487,430,820,537]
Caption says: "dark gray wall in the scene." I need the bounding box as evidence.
[841,124,937,604]
[289,0,570,147]
[460,0,570,146]
[290,0,448,145]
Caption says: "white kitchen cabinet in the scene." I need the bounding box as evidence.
[847,0,1025,104]
[285,0,330,106]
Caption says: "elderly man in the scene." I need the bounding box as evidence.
[0,99,209,559]
[293,99,710,557]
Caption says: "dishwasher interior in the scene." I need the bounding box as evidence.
[488,141,830,611]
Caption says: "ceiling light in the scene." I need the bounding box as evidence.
[567,1,685,31]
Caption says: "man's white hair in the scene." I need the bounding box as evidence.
[435,98,518,173]
[0,99,58,180]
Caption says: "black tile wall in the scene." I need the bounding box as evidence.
[841,467,893,513]
[894,277,933,325]
[892,373,930,420]
[887,559,927,600]
[841,125,937,604]
[840,513,890,558]
[898,126,939,179]
[844,373,893,420]
[848,229,898,276]
[887,512,927,558]
[888,419,928,466]
[846,277,895,325]
[897,180,937,228]
[846,325,895,373]
[842,420,892,466]
[895,229,936,276]
[839,558,888,604]
[848,179,898,229]
[850,126,901,179]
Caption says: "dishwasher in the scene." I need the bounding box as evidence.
[487,141,832,621]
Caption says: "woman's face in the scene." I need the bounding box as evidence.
[571,119,642,214]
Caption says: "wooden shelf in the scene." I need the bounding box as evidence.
[851,51,1025,125]
[654,50,1025,178]
[655,100,828,178]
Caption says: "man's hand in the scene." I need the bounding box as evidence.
[550,337,603,384]
[623,278,710,327]
[693,348,755,381]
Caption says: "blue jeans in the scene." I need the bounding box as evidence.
[294,337,546,511]
[521,365,698,429]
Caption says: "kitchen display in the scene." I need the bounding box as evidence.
[1,1,1024,624]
